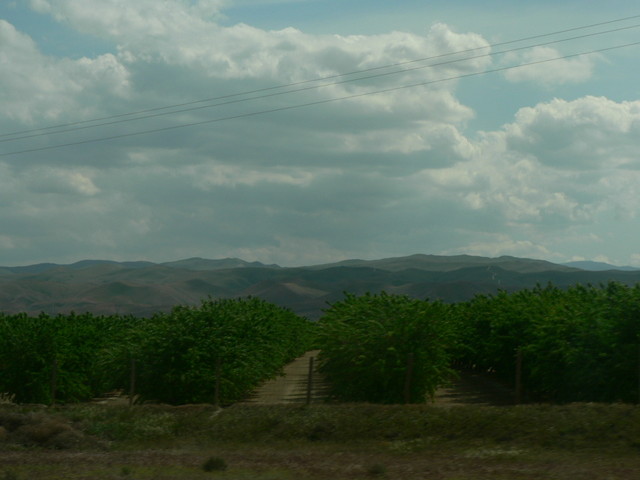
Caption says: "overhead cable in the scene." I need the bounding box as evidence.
[1,22,639,144]
[1,40,638,158]
[1,13,639,140]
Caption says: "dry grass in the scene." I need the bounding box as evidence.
[2,443,640,479]
[1,403,640,479]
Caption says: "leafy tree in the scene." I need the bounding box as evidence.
[451,282,640,403]
[132,297,315,404]
[317,292,455,403]
[0,298,314,405]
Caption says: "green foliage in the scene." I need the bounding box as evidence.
[0,312,135,404]
[132,297,315,404]
[317,292,456,403]
[3,281,639,406]
[452,282,640,403]
[318,283,640,404]
[0,298,314,405]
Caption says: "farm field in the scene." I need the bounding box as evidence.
[1,403,640,480]
[2,284,640,478]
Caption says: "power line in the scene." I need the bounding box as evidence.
[1,22,638,144]
[2,40,638,158]
[1,13,639,140]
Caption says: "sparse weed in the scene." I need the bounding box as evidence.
[119,466,132,477]
[464,447,527,458]
[387,438,426,453]
[366,463,387,477]
[202,456,227,472]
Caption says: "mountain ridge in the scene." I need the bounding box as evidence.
[561,260,640,272]
[1,254,639,319]
[5,253,638,274]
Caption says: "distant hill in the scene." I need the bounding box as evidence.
[1,254,640,319]
[310,254,578,273]
[0,259,154,275]
[161,257,280,271]
[562,261,640,272]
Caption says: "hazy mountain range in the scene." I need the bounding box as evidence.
[1,254,639,319]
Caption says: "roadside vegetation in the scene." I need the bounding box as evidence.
[1,403,640,479]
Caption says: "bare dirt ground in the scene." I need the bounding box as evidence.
[243,350,329,404]
[245,350,515,406]
[434,370,516,406]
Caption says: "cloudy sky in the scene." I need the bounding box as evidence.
[1,0,639,267]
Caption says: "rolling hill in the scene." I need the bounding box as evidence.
[1,254,639,319]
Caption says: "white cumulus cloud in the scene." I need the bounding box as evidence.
[502,96,640,169]
[0,19,130,125]
[502,46,598,87]
[1,1,638,267]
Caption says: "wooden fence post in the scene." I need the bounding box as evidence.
[214,357,221,407]
[515,348,523,405]
[404,353,415,404]
[50,358,58,406]
[637,343,640,405]
[306,356,315,405]
[129,357,136,408]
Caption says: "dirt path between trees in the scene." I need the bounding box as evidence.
[243,350,329,404]
[433,370,516,406]
[245,351,515,406]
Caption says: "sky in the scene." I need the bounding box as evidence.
[0,0,639,267]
